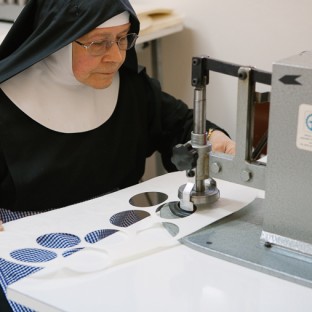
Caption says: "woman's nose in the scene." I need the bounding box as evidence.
[102,42,123,62]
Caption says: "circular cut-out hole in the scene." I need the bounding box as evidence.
[110,210,150,227]
[84,229,119,244]
[66,249,111,273]
[10,248,57,263]
[36,233,81,249]
[129,192,168,207]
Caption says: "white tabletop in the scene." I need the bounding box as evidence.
[7,241,312,312]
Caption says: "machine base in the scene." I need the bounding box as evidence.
[181,198,312,288]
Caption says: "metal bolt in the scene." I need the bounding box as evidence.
[192,58,199,65]
[211,162,221,174]
[240,170,251,182]
[238,68,247,80]
[186,169,195,178]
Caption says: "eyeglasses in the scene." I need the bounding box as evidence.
[74,33,138,56]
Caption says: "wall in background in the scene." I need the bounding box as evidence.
[133,0,312,140]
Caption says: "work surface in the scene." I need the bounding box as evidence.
[0,171,311,311]
[7,244,312,312]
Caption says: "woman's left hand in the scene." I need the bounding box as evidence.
[209,130,236,155]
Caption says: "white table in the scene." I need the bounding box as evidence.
[7,243,312,312]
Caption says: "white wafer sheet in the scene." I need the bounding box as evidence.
[1,171,263,276]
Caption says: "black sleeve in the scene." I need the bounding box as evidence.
[0,287,13,312]
[145,74,229,172]
[0,149,7,187]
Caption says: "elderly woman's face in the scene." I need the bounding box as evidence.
[72,23,130,89]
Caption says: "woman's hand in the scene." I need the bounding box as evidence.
[209,130,236,155]
[0,220,3,231]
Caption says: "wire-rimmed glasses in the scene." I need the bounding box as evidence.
[74,33,138,56]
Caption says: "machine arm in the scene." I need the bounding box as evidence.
[171,56,272,215]
[191,56,271,190]
[191,56,272,88]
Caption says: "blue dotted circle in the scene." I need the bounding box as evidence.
[36,233,81,249]
[10,248,57,263]
[84,229,119,244]
[110,210,150,227]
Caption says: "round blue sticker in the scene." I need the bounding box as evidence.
[305,113,312,131]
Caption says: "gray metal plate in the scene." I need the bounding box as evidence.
[181,198,312,288]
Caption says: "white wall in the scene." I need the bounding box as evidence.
[134,0,312,140]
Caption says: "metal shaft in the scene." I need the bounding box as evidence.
[192,87,208,193]
[193,87,206,135]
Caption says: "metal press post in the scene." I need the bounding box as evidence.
[192,79,208,193]
[171,57,220,216]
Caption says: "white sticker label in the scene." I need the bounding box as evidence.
[296,104,312,152]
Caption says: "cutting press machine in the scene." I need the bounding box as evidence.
[172,52,312,288]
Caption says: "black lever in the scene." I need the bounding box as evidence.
[171,142,198,171]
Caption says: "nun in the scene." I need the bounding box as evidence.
[0,1,235,309]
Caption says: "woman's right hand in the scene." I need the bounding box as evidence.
[0,220,3,231]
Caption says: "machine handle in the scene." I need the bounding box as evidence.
[171,143,198,171]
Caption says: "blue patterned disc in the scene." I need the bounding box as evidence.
[10,248,57,263]
[84,229,118,244]
[36,233,81,248]
[110,210,150,227]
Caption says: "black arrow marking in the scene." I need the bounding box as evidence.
[279,75,302,85]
